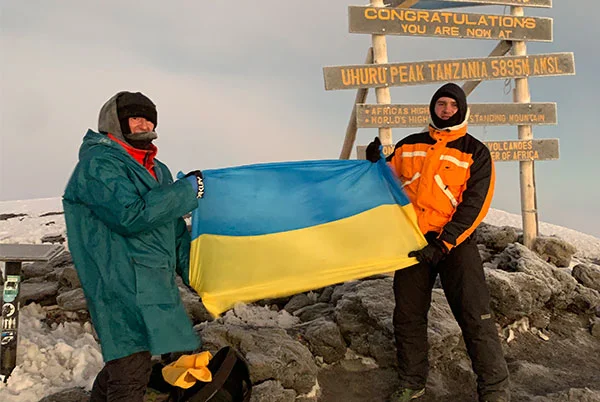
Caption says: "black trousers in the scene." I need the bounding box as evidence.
[90,351,153,402]
[393,237,509,400]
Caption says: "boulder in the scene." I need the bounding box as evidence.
[572,263,600,292]
[532,236,577,267]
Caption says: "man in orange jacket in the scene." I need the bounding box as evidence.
[366,83,510,402]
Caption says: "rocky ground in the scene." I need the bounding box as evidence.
[4,222,600,402]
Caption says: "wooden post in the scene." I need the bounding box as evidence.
[340,0,422,158]
[371,0,399,147]
[512,6,538,248]
[339,48,373,159]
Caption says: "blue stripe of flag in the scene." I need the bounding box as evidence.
[190,159,409,238]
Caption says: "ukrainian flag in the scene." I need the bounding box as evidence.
[188,159,426,317]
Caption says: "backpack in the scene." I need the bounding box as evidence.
[149,346,252,402]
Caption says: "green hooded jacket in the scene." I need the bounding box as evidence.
[63,129,200,362]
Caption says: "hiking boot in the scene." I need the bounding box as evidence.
[389,387,425,401]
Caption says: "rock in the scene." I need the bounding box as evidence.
[56,288,88,311]
[38,387,90,401]
[591,318,600,338]
[21,251,72,280]
[529,310,551,330]
[198,323,318,395]
[317,286,334,303]
[250,380,296,402]
[19,280,59,305]
[255,296,293,310]
[218,304,299,329]
[293,302,334,322]
[303,318,346,364]
[49,250,73,268]
[179,288,213,324]
[474,223,520,251]
[478,244,495,263]
[491,243,583,314]
[532,388,600,401]
[41,234,66,244]
[572,263,600,292]
[0,212,27,220]
[568,285,600,315]
[58,266,81,289]
[334,278,396,367]
[284,293,313,314]
[532,236,577,267]
[330,281,361,305]
[485,265,551,322]
[21,261,54,280]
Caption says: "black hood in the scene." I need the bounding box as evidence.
[429,83,468,129]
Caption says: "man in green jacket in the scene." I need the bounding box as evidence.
[63,91,205,402]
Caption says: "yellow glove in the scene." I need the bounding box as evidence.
[162,351,213,389]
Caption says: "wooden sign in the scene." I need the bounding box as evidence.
[349,6,553,42]
[485,139,559,161]
[357,103,557,128]
[388,0,552,8]
[356,139,559,162]
[323,52,574,90]
[0,244,63,380]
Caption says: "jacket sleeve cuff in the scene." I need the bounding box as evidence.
[437,231,455,252]
[441,240,453,252]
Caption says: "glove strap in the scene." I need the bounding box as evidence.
[195,173,205,199]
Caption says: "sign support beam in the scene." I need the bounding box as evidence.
[340,48,373,159]
[512,6,538,248]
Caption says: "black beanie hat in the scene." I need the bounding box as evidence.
[429,83,468,129]
[116,92,158,135]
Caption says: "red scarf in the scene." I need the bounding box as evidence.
[108,134,158,180]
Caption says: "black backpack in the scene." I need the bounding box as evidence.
[149,346,252,402]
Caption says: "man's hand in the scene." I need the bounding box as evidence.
[184,170,205,199]
[408,237,448,267]
[365,137,382,163]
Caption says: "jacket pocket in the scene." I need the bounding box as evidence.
[436,159,468,209]
[438,158,468,186]
[132,255,178,305]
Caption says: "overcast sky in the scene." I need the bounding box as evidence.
[1,1,598,236]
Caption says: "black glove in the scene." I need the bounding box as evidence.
[184,170,205,199]
[365,136,382,163]
[408,235,448,267]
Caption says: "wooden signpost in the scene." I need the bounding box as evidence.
[324,52,575,90]
[486,139,559,161]
[357,102,557,127]
[324,0,575,248]
[356,138,559,162]
[349,6,553,41]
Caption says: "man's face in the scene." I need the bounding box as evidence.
[434,97,458,120]
[128,117,155,134]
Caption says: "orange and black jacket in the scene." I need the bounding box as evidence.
[386,124,495,250]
